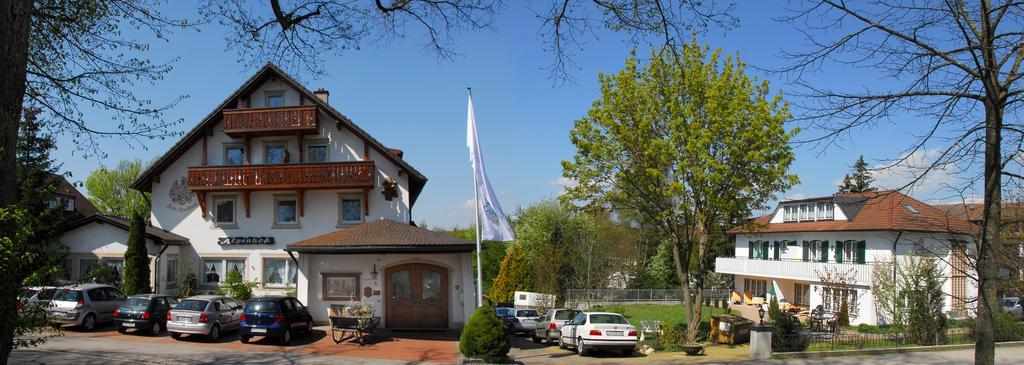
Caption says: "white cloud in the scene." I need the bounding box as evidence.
[462,199,475,210]
[548,177,577,195]
[871,148,961,196]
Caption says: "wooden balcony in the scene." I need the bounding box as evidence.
[222,105,318,137]
[186,162,375,191]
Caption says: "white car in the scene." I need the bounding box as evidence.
[1002,297,1022,319]
[559,312,638,356]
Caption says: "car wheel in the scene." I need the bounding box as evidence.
[281,329,292,346]
[577,338,588,356]
[170,332,181,340]
[208,324,221,342]
[622,348,635,356]
[558,339,568,350]
[306,319,314,335]
[81,314,96,331]
[116,326,127,334]
[531,333,542,344]
[150,321,162,336]
[240,335,250,344]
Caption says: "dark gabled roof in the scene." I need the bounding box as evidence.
[130,63,428,207]
[731,190,976,235]
[65,214,189,245]
[287,218,474,253]
[43,173,99,216]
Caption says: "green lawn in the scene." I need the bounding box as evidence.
[586,303,734,329]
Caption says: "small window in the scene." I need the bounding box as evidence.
[816,202,834,220]
[265,144,288,164]
[339,195,364,224]
[202,258,247,286]
[263,258,297,287]
[783,205,797,222]
[166,257,178,284]
[306,144,328,163]
[267,92,285,108]
[225,146,245,165]
[213,197,236,225]
[799,204,812,221]
[274,196,298,226]
[63,197,75,212]
[323,273,360,301]
[902,204,920,215]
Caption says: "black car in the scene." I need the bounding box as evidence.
[114,294,179,335]
[239,296,314,345]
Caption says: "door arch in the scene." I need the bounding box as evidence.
[385,263,449,329]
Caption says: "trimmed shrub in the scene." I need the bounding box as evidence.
[771,314,808,352]
[460,303,511,363]
[179,273,198,298]
[836,299,850,327]
[220,266,257,301]
[767,296,782,323]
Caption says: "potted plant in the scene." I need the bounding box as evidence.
[680,327,705,356]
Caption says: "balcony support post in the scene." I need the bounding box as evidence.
[297,189,305,217]
[244,135,251,164]
[241,191,250,218]
[195,191,207,217]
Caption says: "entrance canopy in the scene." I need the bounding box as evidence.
[285,219,474,254]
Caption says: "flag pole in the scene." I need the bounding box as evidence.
[469,87,484,308]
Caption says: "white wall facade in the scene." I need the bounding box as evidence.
[58,221,181,294]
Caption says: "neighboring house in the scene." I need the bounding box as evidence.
[49,173,189,291]
[129,63,476,329]
[716,191,977,326]
[936,202,1024,297]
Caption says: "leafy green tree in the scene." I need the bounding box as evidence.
[633,239,680,289]
[78,264,122,287]
[85,160,150,218]
[561,41,797,343]
[121,212,150,295]
[906,256,947,346]
[837,156,877,194]
[445,227,510,295]
[488,245,533,303]
[459,303,510,362]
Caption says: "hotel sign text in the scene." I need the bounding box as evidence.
[217,236,276,245]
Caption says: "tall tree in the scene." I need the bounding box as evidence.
[487,245,533,303]
[782,2,1024,362]
[562,41,798,343]
[121,212,150,295]
[85,159,151,218]
[837,155,877,194]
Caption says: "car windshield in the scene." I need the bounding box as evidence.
[495,308,511,317]
[590,314,629,324]
[37,289,56,300]
[1003,298,1018,307]
[516,310,539,317]
[53,289,81,302]
[175,300,209,311]
[554,310,580,320]
[18,289,37,300]
[121,297,152,311]
[245,301,279,313]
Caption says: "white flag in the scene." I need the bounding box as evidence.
[467,93,515,241]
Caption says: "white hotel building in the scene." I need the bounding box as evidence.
[62,63,477,329]
[716,191,978,326]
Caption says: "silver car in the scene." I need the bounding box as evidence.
[533,309,581,344]
[48,284,127,331]
[508,309,541,335]
[1002,297,1023,319]
[167,295,243,341]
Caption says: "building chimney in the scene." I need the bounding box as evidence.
[314,88,330,104]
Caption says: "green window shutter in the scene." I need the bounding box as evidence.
[857,240,867,264]
[821,241,830,262]
[748,241,754,259]
[762,242,770,260]
[773,241,781,261]
[835,241,844,263]
[802,241,809,262]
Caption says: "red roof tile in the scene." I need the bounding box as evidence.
[731,191,976,235]
[287,219,474,253]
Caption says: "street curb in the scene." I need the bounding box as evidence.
[770,340,1024,359]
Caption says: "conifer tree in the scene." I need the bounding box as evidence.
[838,156,877,194]
[487,245,533,303]
[121,212,151,295]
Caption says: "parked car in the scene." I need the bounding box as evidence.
[47,284,127,331]
[1002,297,1022,319]
[19,286,58,311]
[559,312,638,356]
[114,294,179,335]
[506,309,541,335]
[167,295,243,341]
[239,296,313,345]
[532,308,581,344]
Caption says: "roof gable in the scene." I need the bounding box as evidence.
[130,63,427,206]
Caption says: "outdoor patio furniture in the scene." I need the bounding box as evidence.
[638,320,662,341]
[731,291,742,304]
[328,305,380,345]
[809,306,826,332]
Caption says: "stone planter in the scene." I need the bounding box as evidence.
[682,344,705,356]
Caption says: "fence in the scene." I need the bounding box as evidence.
[564,288,732,307]
[774,328,976,352]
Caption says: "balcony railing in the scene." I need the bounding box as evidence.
[715,257,873,285]
[186,162,374,191]
[222,105,318,136]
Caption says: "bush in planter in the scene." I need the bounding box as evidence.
[771,314,808,352]
[460,303,511,363]
[178,273,198,298]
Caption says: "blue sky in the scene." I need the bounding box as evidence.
[52,2,980,228]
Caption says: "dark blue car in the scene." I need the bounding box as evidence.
[239,296,313,345]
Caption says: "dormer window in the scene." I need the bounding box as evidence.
[784,205,798,222]
[799,204,812,220]
[816,202,834,220]
[782,201,835,222]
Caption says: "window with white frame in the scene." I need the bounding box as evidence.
[843,241,857,262]
[266,91,285,108]
[225,145,245,165]
[807,240,828,262]
[821,287,858,313]
[263,258,297,287]
[265,144,288,164]
[799,204,812,220]
[274,196,299,226]
[784,205,797,222]
[213,196,236,226]
[816,202,834,220]
[744,278,768,298]
[203,258,246,286]
[306,143,328,163]
[339,195,363,224]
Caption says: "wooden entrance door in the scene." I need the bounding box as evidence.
[385,263,449,329]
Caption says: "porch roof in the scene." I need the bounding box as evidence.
[286,218,474,254]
